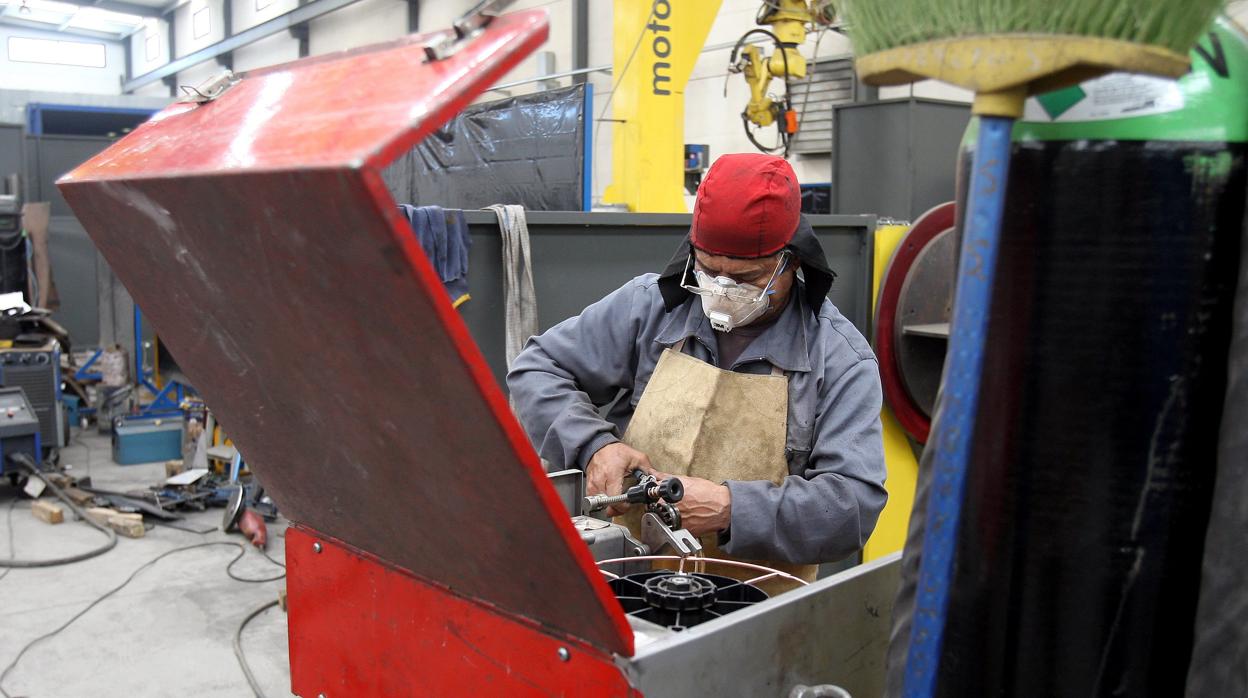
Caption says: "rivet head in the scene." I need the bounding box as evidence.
[557,647,570,662]
[313,542,323,553]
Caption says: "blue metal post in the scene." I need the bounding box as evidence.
[133,303,144,388]
[902,115,1014,698]
[582,83,594,212]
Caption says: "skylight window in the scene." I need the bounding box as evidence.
[7,36,107,68]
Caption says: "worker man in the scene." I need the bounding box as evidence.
[507,153,886,591]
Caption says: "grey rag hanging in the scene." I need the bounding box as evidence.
[485,204,537,370]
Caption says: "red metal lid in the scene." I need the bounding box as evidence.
[59,10,634,657]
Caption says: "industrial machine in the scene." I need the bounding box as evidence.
[0,175,20,235]
[602,0,837,211]
[0,174,27,302]
[58,7,898,695]
[0,340,64,453]
[729,0,836,155]
[0,387,41,483]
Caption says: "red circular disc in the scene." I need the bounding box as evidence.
[874,201,956,444]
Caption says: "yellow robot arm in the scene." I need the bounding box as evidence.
[732,0,835,155]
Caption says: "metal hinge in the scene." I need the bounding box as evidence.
[423,0,515,62]
[178,69,239,104]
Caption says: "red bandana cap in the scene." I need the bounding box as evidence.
[690,153,801,258]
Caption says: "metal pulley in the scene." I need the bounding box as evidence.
[874,201,957,443]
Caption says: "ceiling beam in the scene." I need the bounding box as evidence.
[56,7,80,30]
[124,0,364,93]
[0,14,125,39]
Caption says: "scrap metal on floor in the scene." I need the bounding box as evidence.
[0,430,293,698]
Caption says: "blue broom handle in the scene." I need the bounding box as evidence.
[902,115,1013,698]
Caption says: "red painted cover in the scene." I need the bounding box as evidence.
[58,10,633,657]
[286,526,638,696]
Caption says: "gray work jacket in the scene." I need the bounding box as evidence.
[506,273,887,565]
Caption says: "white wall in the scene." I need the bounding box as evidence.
[231,0,299,72]
[130,18,170,81]
[1,25,126,95]
[235,0,299,32]
[878,81,974,102]
[174,0,227,59]
[233,31,299,72]
[308,0,407,55]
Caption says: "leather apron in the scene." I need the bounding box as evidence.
[618,339,818,596]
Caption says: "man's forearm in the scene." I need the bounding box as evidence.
[507,361,620,470]
[720,474,886,564]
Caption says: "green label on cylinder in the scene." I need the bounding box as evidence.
[1015,18,1248,143]
[963,17,1248,145]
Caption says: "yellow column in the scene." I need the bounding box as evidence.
[863,223,922,562]
[601,0,721,212]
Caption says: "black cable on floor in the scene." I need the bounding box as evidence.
[234,599,281,698]
[0,455,117,569]
[0,539,286,698]
[227,543,286,583]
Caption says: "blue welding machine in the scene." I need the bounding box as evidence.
[0,387,42,481]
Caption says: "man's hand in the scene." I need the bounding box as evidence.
[658,473,731,537]
[586,442,657,516]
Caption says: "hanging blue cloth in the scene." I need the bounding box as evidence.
[397,205,472,308]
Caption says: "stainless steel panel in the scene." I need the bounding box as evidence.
[625,553,900,698]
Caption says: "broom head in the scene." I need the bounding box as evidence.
[841,0,1226,116]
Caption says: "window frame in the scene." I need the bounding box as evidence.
[192,6,211,40]
[6,35,108,69]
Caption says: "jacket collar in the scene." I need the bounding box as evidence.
[654,285,813,373]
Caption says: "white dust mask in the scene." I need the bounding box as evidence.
[682,254,789,332]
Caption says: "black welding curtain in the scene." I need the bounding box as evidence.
[384,85,586,211]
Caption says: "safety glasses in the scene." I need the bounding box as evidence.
[681,252,790,302]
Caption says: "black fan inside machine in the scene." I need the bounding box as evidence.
[607,570,769,631]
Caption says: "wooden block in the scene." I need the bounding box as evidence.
[62,487,95,506]
[107,516,145,539]
[84,506,144,537]
[84,507,116,527]
[31,500,64,524]
[165,460,186,477]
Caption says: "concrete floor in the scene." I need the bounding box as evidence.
[0,429,295,698]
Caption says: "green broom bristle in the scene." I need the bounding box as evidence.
[841,0,1226,58]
